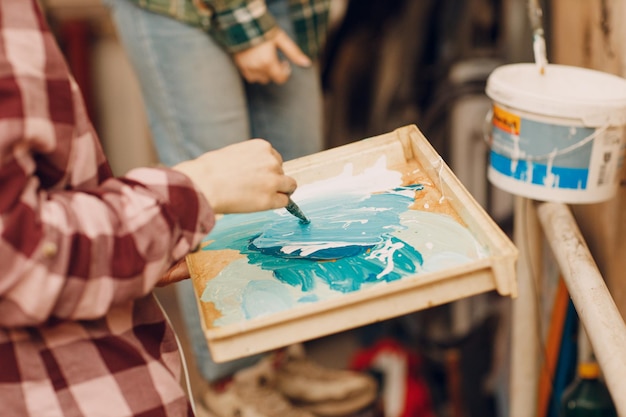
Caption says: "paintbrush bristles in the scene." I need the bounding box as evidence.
[285,198,311,224]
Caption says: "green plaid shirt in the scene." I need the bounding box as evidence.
[128,0,330,58]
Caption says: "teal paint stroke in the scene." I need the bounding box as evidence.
[201,183,489,327]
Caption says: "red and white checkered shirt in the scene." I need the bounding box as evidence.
[0,1,214,415]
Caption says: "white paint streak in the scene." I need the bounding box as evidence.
[291,156,403,202]
[366,239,405,278]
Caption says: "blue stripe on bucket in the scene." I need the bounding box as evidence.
[490,151,589,190]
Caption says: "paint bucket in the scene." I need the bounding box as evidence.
[485,63,626,203]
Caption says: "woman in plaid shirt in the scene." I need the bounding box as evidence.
[0,1,298,415]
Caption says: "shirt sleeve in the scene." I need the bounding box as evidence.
[0,0,214,327]
[199,0,279,53]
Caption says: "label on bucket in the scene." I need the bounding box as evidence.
[488,104,625,203]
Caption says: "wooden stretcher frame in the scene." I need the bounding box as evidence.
[186,124,518,362]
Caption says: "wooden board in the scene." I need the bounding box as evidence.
[186,125,518,362]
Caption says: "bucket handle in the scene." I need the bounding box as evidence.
[482,108,608,162]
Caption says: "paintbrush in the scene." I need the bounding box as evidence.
[285,197,310,224]
[528,0,548,74]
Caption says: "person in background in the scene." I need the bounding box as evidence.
[102,0,333,414]
[0,1,298,415]
[105,0,330,165]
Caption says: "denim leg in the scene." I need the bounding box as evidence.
[105,0,251,167]
[247,0,324,160]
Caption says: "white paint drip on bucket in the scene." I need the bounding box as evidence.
[485,63,626,203]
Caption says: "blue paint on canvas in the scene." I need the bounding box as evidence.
[206,185,424,291]
[201,183,486,325]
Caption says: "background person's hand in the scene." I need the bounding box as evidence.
[173,139,297,214]
[233,28,312,84]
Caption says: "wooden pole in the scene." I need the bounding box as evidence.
[510,197,541,417]
[536,202,626,415]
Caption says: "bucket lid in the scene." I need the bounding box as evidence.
[486,63,626,126]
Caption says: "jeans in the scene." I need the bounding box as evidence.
[105,0,324,382]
